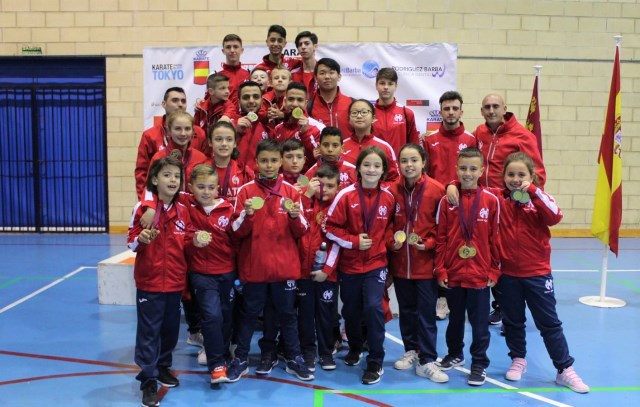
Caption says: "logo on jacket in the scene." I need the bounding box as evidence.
[478,141,484,150]
[394,113,404,123]
[458,143,468,151]
[430,142,440,147]
[261,131,269,140]
[378,206,388,217]
[395,203,401,214]
[545,279,554,293]
[479,208,489,219]
[351,203,359,209]
[232,175,240,185]
[340,172,349,183]
[322,290,334,302]
[218,216,229,228]
[175,220,186,231]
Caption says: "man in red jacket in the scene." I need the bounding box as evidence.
[473,93,546,326]
[307,58,353,138]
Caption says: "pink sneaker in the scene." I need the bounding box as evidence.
[505,357,527,381]
[555,366,590,393]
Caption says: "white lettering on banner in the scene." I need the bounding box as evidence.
[143,44,457,133]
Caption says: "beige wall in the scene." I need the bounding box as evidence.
[1,0,639,234]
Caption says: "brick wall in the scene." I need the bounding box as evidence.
[1,0,638,233]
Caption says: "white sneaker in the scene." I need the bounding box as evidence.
[187,332,204,348]
[197,348,207,366]
[394,350,419,370]
[556,366,590,393]
[416,361,449,383]
[505,357,527,381]
[436,297,450,320]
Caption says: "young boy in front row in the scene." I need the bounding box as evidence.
[297,164,341,371]
[227,139,314,382]
[434,147,501,386]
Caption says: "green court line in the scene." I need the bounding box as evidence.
[0,276,95,289]
[616,280,640,293]
[313,386,640,406]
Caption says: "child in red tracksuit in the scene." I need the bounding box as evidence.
[493,152,589,393]
[183,164,237,386]
[434,147,501,387]
[305,126,357,190]
[324,145,395,385]
[226,139,313,383]
[128,156,208,407]
[387,144,448,383]
[297,164,341,372]
[208,121,254,208]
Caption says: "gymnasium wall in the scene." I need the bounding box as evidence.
[1,0,638,234]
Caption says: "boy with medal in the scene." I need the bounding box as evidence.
[434,147,501,386]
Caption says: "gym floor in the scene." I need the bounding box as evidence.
[0,234,638,407]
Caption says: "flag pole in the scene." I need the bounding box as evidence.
[579,35,625,308]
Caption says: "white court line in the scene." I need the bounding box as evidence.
[384,332,573,407]
[0,266,95,314]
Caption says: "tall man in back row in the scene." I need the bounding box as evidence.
[473,92,547,325]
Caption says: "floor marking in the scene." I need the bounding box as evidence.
[384,332,573,407]
[554,269,639,272]
[0,266,95,314]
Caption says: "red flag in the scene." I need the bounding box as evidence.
[525,74,543,158]
[591,45,622,256]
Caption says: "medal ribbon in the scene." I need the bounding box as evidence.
[458,188,482,243]
[220,162,233,198]
[402,180,426,231]
[151,199,164,229]
[257,176,284,198]
[356,183,382,234]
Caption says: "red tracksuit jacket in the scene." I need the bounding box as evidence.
[388,175,445,280]
[423,122,477,186]
[148,142,208,197]
[273,116,322,174]
[193,98,236,137]
[305,158,357,190]
[372,98,420,156]
[341,133,400,183]
[211,159,255,208]
[324,182,395,275]
[306,87,353,138]
[128,199,194,292]
[232,175,308,282]
[434,187,502,288]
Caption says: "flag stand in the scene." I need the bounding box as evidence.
[579,244,626,308]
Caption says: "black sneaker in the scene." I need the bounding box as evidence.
[344,350,363,366]
[141,380,159,407]
[436,355,465,371]
[157,368,179,387]
[255,356,278,375]
[319,355,337,370]
[489,308,502,325]
[285,355,315,381]
[468,365,487,386]
[361,362,384,385]
[303,354,316,372]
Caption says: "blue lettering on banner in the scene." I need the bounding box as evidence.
[152,63,185,81]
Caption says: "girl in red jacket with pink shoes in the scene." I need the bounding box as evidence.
[494,152,589,394]
[324,145,395,385]
[127,156,209,407]
[387,144,449,384]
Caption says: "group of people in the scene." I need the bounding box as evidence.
[128,24,589,407]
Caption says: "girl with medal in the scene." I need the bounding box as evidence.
[493,152,589,393]
[208,121,254,208]
[434,147,501,387]
[127,157,209,407]
[387,144,449,383]
[324,146,395,385]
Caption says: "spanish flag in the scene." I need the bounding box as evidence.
[591,44,622,256]
[525,73,543,158]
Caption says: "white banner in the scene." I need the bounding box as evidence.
[143,43,457,133]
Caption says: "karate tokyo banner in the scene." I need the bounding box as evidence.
[143,43,457,133]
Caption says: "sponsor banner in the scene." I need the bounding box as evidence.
[143,43,457,133]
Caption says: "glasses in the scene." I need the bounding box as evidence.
[350,110,372,117]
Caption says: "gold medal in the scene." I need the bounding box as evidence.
[246,111,258,122]
[291,107,304,119]
[169,149,182,160]
[251,196,265,210]
[511,190,523,201]
[394,230,407,243]
[408,233,420,244]
[199,231,212,243]
[519,192,530,203]
[458,245,471,259]
[467,245,477,258]
[316,211,324,225]
[297,175,310,187]
[281,198,295,211]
